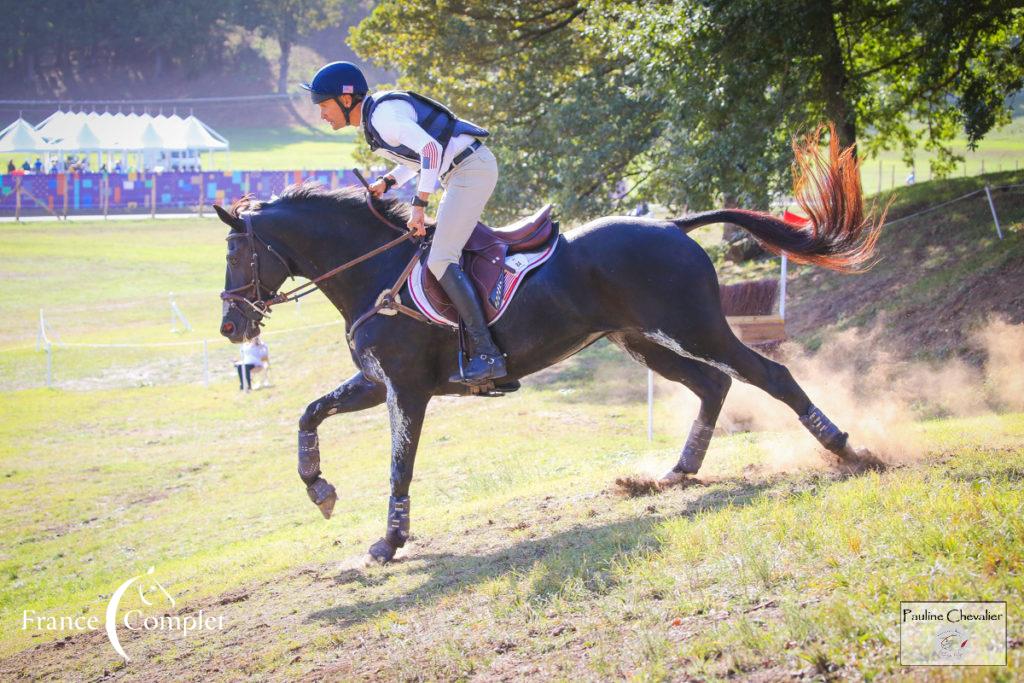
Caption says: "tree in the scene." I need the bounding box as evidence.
[351,0,1024,220]
[233,0,358,94]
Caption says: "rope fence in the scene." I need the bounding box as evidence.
[3,295,344,391]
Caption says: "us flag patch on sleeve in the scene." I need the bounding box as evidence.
[421,142,440,170]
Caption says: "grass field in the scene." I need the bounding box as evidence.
[1,178,1022,680]
[206,126,361,171]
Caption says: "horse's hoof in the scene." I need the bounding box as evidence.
[317,492,337,519]
[307,478,338,519]
[658,470,700,489]
[367,538,396,564]
[837,445,887,474]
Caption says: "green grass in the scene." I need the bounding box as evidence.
[204,126,361,171]
[1,206,1022,679]
[859,113,1024,194]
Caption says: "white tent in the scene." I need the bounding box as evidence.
[27,109,228,153]
[11,109,231,171]
[0,117,55,152]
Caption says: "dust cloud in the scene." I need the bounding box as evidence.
[654,317,1024,472]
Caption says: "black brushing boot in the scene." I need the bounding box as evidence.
[438,263,507,385]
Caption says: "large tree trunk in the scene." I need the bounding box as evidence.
[277,39,291,94]
[24,51,37,86]
[812,0,857,153]
[278,37,326,136]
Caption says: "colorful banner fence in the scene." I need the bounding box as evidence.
[0,169,411,217]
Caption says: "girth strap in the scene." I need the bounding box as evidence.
[346,244,432,349]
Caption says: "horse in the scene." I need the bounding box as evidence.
[216,126,887,564]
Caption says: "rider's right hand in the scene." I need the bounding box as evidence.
[369,180,387,198]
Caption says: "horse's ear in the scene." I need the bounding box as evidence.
[213,204,245,232]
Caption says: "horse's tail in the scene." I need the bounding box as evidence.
[672,123,889,273]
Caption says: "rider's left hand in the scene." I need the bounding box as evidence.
[407,206,427,237]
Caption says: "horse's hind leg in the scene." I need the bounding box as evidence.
[642,323,883,472]
[610,331,731,483]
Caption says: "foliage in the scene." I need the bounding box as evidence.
[0,0,366,91]
[232,0,363,92]
[351,0,1024,219]
[0,1,232,80]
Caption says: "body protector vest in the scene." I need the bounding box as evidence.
[362,91,489,165]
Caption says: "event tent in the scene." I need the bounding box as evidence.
[0,118,55,153]
[12,110,230,171]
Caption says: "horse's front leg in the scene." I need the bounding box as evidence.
[298,371,386,519]
[366,386,431,564]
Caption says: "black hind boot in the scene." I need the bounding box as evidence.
[438,263,507,385]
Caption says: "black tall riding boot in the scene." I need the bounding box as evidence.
[438,263,508,385]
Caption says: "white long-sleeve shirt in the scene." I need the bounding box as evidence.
[240,339,268,366]
[363,98,477,195]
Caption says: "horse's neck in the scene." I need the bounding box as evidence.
[280,221,416,324]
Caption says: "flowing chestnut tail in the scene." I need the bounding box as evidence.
[673,124,889,273]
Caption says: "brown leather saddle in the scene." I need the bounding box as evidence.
[418,205,558,323]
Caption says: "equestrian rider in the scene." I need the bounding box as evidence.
[302,61,507,387]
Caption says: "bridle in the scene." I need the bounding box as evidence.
[219,214,295,327]
[219,174,431,343]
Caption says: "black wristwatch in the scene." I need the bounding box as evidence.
[377,175,396,191]
[411,196,429,208]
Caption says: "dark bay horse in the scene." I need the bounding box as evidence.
[216,127,886,564]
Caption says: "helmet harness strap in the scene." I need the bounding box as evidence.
[333,95,363,126]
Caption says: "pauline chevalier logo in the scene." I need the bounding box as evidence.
[22,566,225,662]
[900,601,1006,666]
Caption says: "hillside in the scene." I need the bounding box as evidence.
[712,170,1024,362]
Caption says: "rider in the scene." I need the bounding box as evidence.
[301,61,507,387]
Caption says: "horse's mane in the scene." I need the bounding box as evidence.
[229,180,412,226]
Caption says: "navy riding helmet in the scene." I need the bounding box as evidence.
[301,61,369,123]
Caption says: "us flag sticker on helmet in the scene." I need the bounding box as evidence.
[342,85,354,93]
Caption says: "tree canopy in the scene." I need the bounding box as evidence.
[352,0,1024,219]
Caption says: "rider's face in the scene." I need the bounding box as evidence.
[318,95,359,130]
[318,98,345,130]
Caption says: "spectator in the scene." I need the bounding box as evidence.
[99,163,108,173]
[611,179,627,201]
[235,336,270,391]
[905,170,916,186]
[114,161,123,173]
[49,160,58,174]
[630,201,650,217]
[6,160,14,174]
[20,160,31,172]
[33,158,42,173]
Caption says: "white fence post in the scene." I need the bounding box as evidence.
[45,342,53,388]
[984,186,1004,240]
[647,369,654,442]
[169,292,192,332]
[779,254,788,320]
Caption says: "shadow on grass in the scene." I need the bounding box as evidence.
[307,475,780,629]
